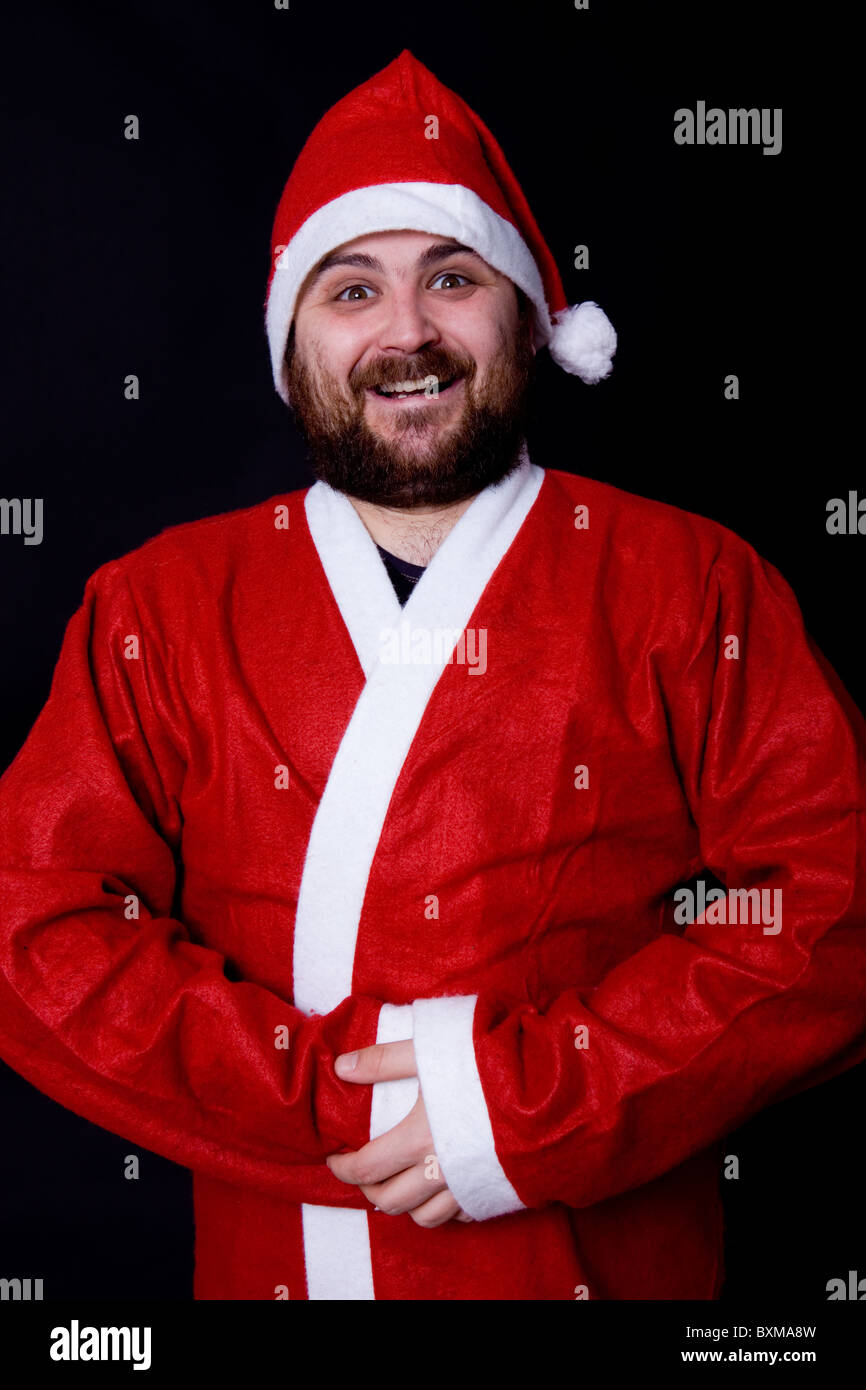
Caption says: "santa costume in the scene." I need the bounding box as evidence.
[1,50,865,1300]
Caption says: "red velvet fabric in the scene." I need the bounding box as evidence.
[266,49,568,316]
[1,468,864,1298]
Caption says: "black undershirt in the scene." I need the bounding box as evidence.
[376,543,427,606]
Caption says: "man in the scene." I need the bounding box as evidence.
[0,49,864,1301]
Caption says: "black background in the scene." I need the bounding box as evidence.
[1,1,860,1302]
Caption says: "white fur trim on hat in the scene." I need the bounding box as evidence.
[266,182,552,403]
[548,301,617,384]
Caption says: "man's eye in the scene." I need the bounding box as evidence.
[336,284,374,301]
[431,272,470,289]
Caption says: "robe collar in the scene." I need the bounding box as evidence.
[303,440,544,680]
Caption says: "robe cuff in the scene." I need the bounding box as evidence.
[411,994,526,1221]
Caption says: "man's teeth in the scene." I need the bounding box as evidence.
[375,377,453,395]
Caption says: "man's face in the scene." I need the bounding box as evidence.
[285,230,536,507]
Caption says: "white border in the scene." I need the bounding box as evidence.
[296,451,545,1295]
[412,995,525,1220]
[371,1003,419,1140]
[301,1206,374,1301]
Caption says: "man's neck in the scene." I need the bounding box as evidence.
[347,493,476,567]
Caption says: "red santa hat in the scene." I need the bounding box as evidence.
[265,49,616,405]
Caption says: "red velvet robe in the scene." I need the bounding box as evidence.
[1,452,865,1300]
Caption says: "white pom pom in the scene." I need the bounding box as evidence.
[548,301,617,384]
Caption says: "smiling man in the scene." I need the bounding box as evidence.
[0,49,865,1305]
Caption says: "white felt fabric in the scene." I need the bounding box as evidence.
[412,994,526,1221]
[296,450,544,1292]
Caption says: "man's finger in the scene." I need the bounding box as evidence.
[408,1191,463,1228]
[359,1164,446,1215]
[334,1037,417,1083]
[325,1112,420,1186]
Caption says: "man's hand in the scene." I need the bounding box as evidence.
[326,1039,473,1227]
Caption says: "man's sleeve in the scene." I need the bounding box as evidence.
[410,530,866,1220]
[0,560,381,1207]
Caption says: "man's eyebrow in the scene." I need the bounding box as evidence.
[307,241,487,290]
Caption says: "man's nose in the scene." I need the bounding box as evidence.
[375,287,440,355]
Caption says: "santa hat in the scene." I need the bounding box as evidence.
[265,49,616,405]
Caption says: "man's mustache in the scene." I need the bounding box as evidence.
[352,357,477,392]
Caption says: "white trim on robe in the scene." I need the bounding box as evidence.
[296,445,543,1298]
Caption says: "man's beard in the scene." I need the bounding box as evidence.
[284,312,537,507]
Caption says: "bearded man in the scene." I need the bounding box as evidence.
[0,50,864,1301]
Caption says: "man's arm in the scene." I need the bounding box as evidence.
[0,560,381,1207]
[403,529,866,1219]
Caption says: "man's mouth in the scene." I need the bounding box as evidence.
[367,374,462,401]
